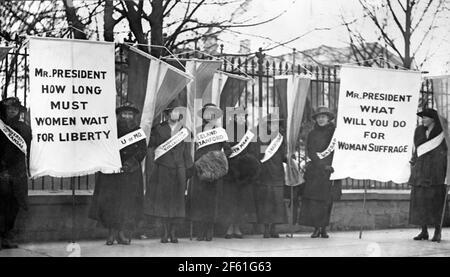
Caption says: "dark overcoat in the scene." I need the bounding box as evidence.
[302,123,337,201]
[254,130,288,224]
[188,124,231,223]
[144,121,193,221]
[218,121,259,224]
[408,124,449,226]
[89,124,147,230]
[298,123,339,228]
[0,115,31,235]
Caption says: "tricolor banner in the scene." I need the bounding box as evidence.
[330,65,422,183]
[28,37,122,178]
[127,47,193,143]
[276,74,311,186]
[430,75,450,180]
[0,46,11,62]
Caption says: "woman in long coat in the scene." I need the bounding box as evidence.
[0,97,31,249]
[299,106,340,238]
[219,107,260,239]
[89,102,147,245]
[189,103,231,241]
[254,113,288,238]
[409,108,448,242]
[144,100,193,243]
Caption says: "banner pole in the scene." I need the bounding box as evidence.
[359,179,367,239]
[71,176,76,243]
[290,185,294,238]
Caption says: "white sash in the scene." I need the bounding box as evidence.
[118,128,146,150]
[196,127,228,150]
[261,133,283,163]
[154,127,189,160]
[0,118,27,154]
[317,137,337,160]
[229,130,255,159]
[417,132,444,157]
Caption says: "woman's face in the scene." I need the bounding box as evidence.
[422,116,434,128]
[6,105,19,119]
[119,110,135,122]
[316,114,330,126]
[169,109,181,122]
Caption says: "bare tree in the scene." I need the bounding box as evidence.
[343,0,448,69]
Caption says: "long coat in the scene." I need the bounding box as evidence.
[89,123,147,230]
[144,121,193,222]
[188,124,231,223]
[298,123,338,228]
[218,122,259,225]
[0,116,31,235]
[254,131,288,224]
[408,124,449,226]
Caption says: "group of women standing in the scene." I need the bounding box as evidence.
[88,99,449,245]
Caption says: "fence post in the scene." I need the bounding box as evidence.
[256,47,265,114]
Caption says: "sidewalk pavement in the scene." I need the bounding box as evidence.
[1,228,450,257]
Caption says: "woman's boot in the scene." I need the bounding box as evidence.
[169,223,178,243]
[196,222,206,241]
[160,223,169,243]
[320,227,329,238]
[205,222,214,241]
[311,227,320,238]
[106,229,115,245]
[431,225,441,242]
[117,230,131,245]
[225,224,234,239]
[413,225,429,240]
[270,224,279,238]
[233,225,243,239]
[263,224,270,238]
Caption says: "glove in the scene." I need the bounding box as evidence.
[324,165,334,173]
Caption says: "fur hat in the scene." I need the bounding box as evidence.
[195,150,229,182]
[312,106,335,120]
[164,98,182,113]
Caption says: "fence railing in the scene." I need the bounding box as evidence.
[0,43,434,191]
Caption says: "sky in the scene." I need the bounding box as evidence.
[207,0,450,75]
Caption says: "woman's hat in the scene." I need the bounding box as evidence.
[312,106,335,120]
[197,103,223,119]
[116,102,140,115]
[417,108,439,120]
[1,97,24,108]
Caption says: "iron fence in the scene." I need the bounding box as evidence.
[0,42,434,191]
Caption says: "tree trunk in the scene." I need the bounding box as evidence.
[63,0,87,39]
[123,0,147,51]
[404,0,412,69]
[103,0,114,42]
[149,0,164,57]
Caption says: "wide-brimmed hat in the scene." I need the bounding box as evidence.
[1,97,24,109]
[417,108,439,120]
[116,102,140,115]
[198,103,223,119]
[312,106,335,120]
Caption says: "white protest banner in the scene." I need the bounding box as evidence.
[28,37,122,178]
[330,65,421,183]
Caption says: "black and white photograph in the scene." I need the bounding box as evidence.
[1,0,450,261]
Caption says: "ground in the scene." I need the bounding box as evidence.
[1,228,450,257]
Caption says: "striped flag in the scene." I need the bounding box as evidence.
[276,74,311,186]
[127,46,193,143]
[431,76,450,178]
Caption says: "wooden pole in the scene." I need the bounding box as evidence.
[71,177,76,243]
[290,185,294,238]
[359,179,368,239]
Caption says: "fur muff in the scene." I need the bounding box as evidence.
[195,150,229,182]
[236,154,261,182]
